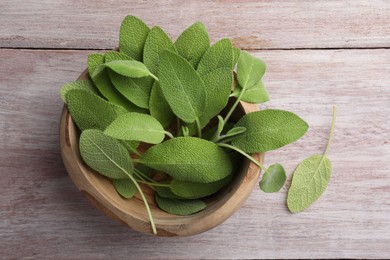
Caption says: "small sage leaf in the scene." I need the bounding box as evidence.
[60,80,99,103]
[143,26,176,75]
[232,109,309,153]
[149,81,175,128]
[155,194,206,215]
[119,15,150,61]
[181,126,190,137]
[88,54,147,113]
[158,50,206,123]
[65,89,127,131]
[170,174,232,199]
[287,107,336,213]
[225,127,247,138]
[236,80,269,103]
[79,129,133,179]
[103,60,152,78]
[120,140,140,154]
[197,38,233,75]
[104,112,166,144]
[141,137,232,183]
[237,51,266,89]
[113,179,136,199]
[259,163,286,193]
[109,70,152,109]
[175,22,210,68]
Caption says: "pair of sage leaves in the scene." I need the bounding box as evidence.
[60,15,335,235]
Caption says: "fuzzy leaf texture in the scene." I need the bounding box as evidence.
[143,26,176,75]
[60,80,99,103]
[155,194,206,215]
[113,179,136,199]
[109,71,152,109]
[158,50,206,123]
[102,60,152,78]
[65,89,127,131]
[259,163,286,193]
[234,80,269,104]
[104,113,166,144]
[232,109,308,153]
[196,38,233,75]
[149,81,175,128]
[88,53,146,113]
[175,22,210,68]
[119,15,150,61]
[237,51,266,89]
[141,137,232,183]
[170,174,232,199]
[79,129,133,179]
[105,51,134,63]
[287,155,331,212]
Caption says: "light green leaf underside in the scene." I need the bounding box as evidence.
[259,163,286,193]
[65,89,127,131]
[88,54,146,113]
[113,178,136,199]
[60,80,99,103]
[232,109,309,153]
[149,81,175,128]
[175,22,210,68]
[79,129,133,179]
[237,50,266,89]
[109,70,152,109]
[119,15,150,61]
[104,60,151,78]
[287,155,331,213]
[155,194,206,215]
[197,38,233,75]
[158,50,206,123]
[143,26,176,75]
[141,137,232,183]
[104,112,166,144]
[170,174,232,199]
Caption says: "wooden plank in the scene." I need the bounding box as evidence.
[0,48,389,259]
[0,0,389,49]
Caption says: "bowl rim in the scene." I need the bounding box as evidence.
[60,69,264,237]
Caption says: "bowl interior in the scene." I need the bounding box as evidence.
[60,69,263,236]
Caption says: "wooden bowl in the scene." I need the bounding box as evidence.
[60,69,264,237]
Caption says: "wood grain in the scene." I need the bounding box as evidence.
[0,0,389,50]
[0,49,389,259]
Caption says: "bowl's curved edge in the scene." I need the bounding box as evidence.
[59,69,264,237]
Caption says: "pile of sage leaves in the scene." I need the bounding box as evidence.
[60,16,335,235]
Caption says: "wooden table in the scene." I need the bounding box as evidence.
[1,1,389,259]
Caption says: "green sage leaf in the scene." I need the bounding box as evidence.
[66,89,127,131]
[88,53,146,113]
[60,80,99,103]
[79,129,133,179]
[237,51,266,89]
[113,179,136,199]
[109,71,152,109]
[155,186,184,199]
[170,174,232,199]
[143,26,176,75]
[259,163,286,193]
[158,50,206,123]
[175,22,210,68]
[287,155,331,212]
[234,80,269,103]
[224,127,247,138]
[155,194,206,215]
[104,112,166,144]
[232,47,240,68]
[119,15,150,61]
[197,38,233,75]
[149,81,175,128]
[141,137,232,183]
[101,60,152,79]
[232,109,309,153]
[105,51,134,63]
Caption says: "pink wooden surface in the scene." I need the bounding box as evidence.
[0,1,389,259]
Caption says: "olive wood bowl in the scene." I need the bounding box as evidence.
[60,69,264,237]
